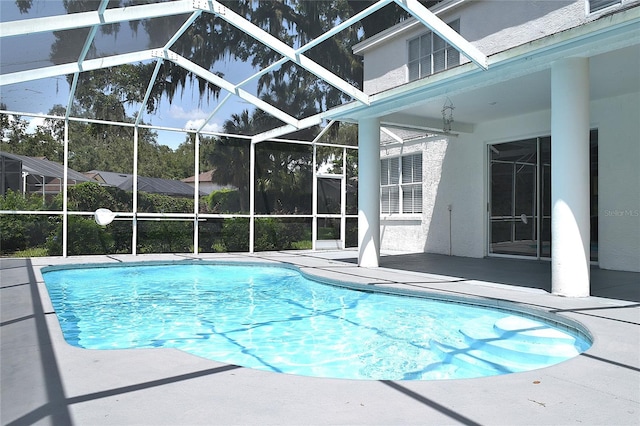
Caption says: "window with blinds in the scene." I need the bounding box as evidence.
[408,20,460,81]
[589,0,620,13]
[381,153,422,214]
[381,156,400,214]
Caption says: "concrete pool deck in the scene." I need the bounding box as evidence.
[1,250,638,425]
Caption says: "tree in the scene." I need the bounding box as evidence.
[156,0,440,112]
[0,105,63,162]
[14,0,437,119]
[255,139,313,214]
[170,134,218,180]
[8,0,430,202]
[208,111,253,212]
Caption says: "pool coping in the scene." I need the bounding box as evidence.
[2,250,639,425]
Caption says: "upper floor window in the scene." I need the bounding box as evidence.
[381,153,423,214]
[408,19,460,81]
[589,0,621,13]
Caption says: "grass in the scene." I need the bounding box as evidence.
[10,247,49,258]
[291,240,312,250]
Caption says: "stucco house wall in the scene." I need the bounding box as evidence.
[380,135,485,258]
[592,92,640,271]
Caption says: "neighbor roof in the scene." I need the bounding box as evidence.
[0,151,91,183]
[181,170,214,184]
[116,175,204,197]
[85,170,134,187]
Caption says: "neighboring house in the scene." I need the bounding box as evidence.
[0,151,91,196]
[86,170,204,198]
[181,170,235,195]
[351,0,639,287]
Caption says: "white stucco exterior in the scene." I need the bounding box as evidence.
[593,91,640,271]
[355,0,640,275]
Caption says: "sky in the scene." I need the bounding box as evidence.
[0,0,259,149]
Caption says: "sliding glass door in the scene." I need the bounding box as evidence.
[489,133,597,260]
[489,138,544,257]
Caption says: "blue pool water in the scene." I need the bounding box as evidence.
[42,262,591,380]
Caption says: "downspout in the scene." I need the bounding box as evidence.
[21,171,27,196]
[448,204,452,256]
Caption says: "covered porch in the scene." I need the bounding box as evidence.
[349,8,640,298]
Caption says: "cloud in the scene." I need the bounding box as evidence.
[26,116,46,133]
[169,105,209,120]
[168,105,221,133]
[4,114,46,135]
[184,119,221,133]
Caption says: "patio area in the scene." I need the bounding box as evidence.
[1,250,638,425]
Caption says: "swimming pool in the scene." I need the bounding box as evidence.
[41,261,591,381]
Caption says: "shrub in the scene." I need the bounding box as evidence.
[137,221,193,253]
[137,192,193,213]
[206,189,242,213]
[220,217,309,252]
[254,218,285,251]
[221,218,250,252]
[198,219,224,253]
[11,247,49,258]
[0,191,56,254]
[47,216,114,255]
[66,181,123,212]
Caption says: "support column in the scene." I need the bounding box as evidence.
[358,117,380,267]
[551,57,590,297]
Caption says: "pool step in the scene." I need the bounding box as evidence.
[429,339,518,376]
[460,319,581,364]
[493,316,577,343]
[430,315,582,377]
